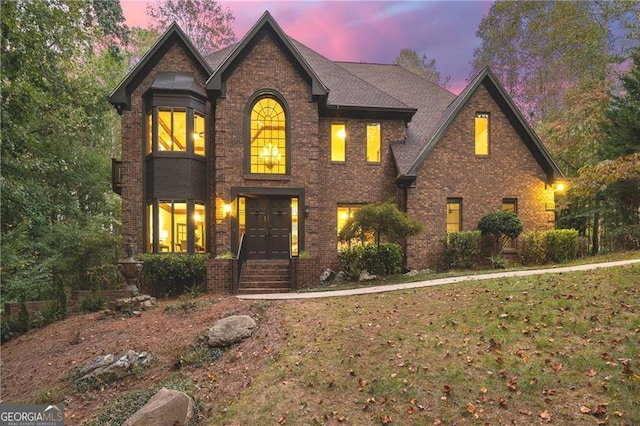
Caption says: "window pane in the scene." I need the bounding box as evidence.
[250,97,286,174]
[291,198,299,256]
[446,199,461,233]
[173,110,186,151]
[147,202,153,252]
[331,124,346,162]
[239,197,246,238]
[158,201,172,251]
[475,113,489,155]
[173,202,187,252]
[194,202,206,252]
[158,109,187,152]
[502,199,517,248]
[194,112,205,156]
[366,123,381,162]
[147,112,153,154]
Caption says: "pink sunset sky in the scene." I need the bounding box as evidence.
[120,0,494,94]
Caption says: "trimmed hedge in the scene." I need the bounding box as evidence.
[338,243,403,279]
[138,254,209,297]
[440,230,482,270]
[521,229,579,265]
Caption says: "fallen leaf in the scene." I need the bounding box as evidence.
[467,402,475,413]
[552,363,563,372]
[507,376,518,391]
[381,415,392,424]
[586,369,598,377]
[278,414,287,424]
[480,386,487,394]
[407,406,415,414]
[580,405,592,414]
[540,409,552,422]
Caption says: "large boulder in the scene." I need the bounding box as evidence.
[206,315,256,348]
[123,387,195,426]
[78,349,151,382]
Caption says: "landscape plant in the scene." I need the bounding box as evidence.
[440,230,482,270]
[477,211,524,259]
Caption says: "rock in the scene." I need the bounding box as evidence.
[320,268,336,283]
[78,349,151,382]
[334,271,348,282]
[115,295,157,312]
[404,269,419,277]
[206,315,256,348]
[123,387,195,426]
[358,270,377,281]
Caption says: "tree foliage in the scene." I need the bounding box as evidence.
[1,0,129,302]
[394,48,450,88]
[472,1,640,124]
[338,202,424,250]
[147,0,235,55]
[478,211,524,257]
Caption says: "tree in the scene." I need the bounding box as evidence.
[147,0,235,55]
[394,48,450,88]
[338,202,424,250]
[477,211,524,258]
[1,0,129,303]
[472,1,640,124]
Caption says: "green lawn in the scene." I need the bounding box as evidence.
[208,262,640,425]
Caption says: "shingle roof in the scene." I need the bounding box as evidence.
[336,62,457,176]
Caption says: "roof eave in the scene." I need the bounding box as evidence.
[109,22,213,112]
[205,11,328,97]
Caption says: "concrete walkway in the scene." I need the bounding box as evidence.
[236,257,640,300]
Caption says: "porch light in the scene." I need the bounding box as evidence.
[260,143,281,169]
[553,181,566,193]
[223,203,232,217]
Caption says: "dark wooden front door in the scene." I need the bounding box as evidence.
[246,197,291,259]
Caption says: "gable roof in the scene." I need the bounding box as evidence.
[203,12,415,118]
[109,23,212,112]
[205,11,328,99]
[345,64,563,183]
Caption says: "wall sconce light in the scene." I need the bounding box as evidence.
[304,205,310,217]
[223,203,232,218]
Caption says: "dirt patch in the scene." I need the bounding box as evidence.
[0,295,286,425]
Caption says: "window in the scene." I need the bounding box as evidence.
[147,200,206,253]
[146,108,205,156]
[331,123,346,162]
[475,113,489,155]
[366,123,381,162]
[337,205,373,249]
[250,97,286,174]
[446,198,462,233]
[502,198,517,249]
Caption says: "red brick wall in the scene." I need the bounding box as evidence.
[120,42,210,254]
[212,31,406,272]
[405,85,555,269]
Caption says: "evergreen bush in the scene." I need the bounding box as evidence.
[139,254,209,297]
[440,230,482,270]
[544,229,579,262]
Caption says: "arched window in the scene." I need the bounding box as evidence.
[250,96,287,174]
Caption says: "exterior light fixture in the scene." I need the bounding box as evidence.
[223,203,232,217]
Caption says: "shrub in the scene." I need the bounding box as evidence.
[361,243,403,276]
[440,230,482,270]
[338,245,365,280]
[609,224,640,251]
[520,231,547,265]
[544,229,579,263]
[478,211,524,257]
[139,254,209,297]
[338,243,403,279]
[80,291,107,312]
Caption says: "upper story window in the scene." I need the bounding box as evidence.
[331,123,346,162]
[146,108,206,156]
[475,113,489,155]
[366,123,381,163]
[250,97,287,174]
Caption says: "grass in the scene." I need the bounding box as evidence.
[207,262,640,425]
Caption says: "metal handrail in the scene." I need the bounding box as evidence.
[235,233,247,294]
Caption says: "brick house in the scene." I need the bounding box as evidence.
[109,12,563,293]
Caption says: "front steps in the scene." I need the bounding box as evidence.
[237,260,291,294]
